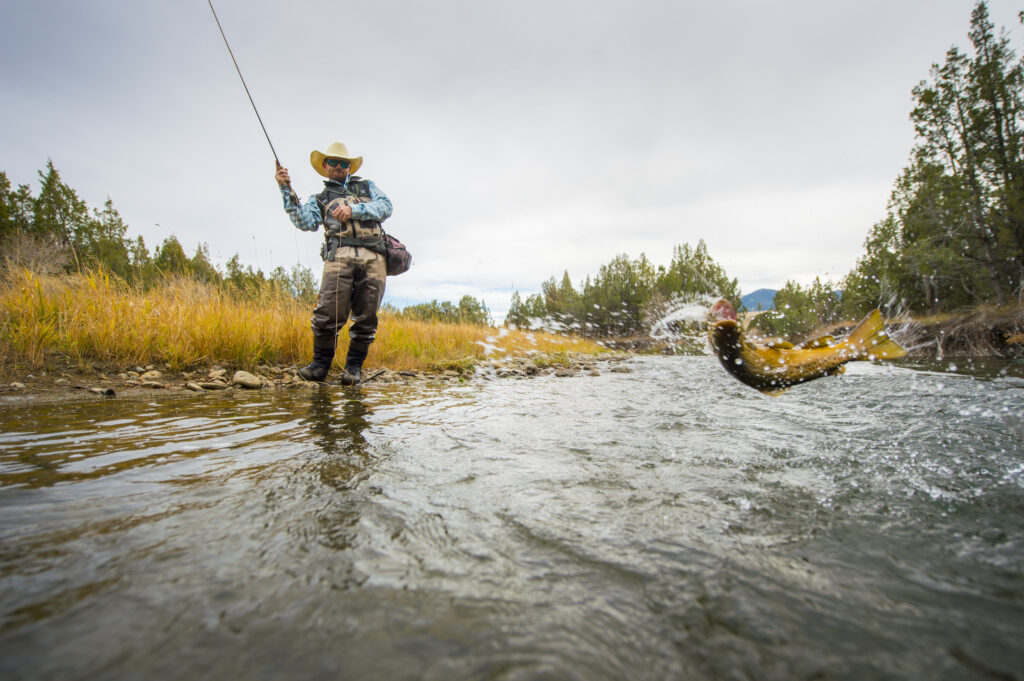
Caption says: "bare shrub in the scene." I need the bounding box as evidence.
[0,232,73,280]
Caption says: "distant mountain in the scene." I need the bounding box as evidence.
[741,288,776,311]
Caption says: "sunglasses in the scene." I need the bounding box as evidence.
[325,158,350,168]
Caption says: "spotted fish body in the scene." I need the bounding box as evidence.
[707,300,907,396]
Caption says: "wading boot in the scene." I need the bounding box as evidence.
[298,345,335,382]
[340,341,369,386]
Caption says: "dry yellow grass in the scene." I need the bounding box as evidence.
[0,269,606,376]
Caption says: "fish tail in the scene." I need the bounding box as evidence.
[842,309,907,360]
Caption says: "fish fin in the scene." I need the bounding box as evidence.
[768,340,795,349]
[843,309,908,360]
[797,335,836,349]
[763,387,789,397]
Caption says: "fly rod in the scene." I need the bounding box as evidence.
[206,0,300,205]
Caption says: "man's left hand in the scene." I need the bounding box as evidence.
[331,204,354,221]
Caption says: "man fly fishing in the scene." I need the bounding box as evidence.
[275,142,393,384]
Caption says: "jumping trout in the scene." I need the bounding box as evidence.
[707,299,907,395]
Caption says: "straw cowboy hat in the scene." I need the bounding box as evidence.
[310,142,363,177]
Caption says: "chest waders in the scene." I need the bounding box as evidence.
[297,178,387,385]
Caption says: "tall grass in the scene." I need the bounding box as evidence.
[0,269,605,376]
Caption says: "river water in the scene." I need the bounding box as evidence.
[1,356,1023,680]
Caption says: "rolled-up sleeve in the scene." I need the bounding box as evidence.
[280,185,322,232]
[350,181,393,222]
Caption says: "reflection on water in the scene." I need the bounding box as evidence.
[305,388,373,457]
[1,358,1023,680]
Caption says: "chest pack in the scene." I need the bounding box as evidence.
[316,177,385,260]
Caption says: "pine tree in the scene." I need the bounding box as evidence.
[154,236,191,275]
[847,1,1023,314]
[32,161,89,251]
[74,198,132,278]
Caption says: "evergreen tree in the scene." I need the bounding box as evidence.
[32,161,89,252]
[505,291,527,328]
[224,253,267,296]
[0,172,34,241]
[655,240,742,306]
[129,236,157,285]
[189,243,220,285]
[288,263,318,304]
[754,278,842,339]
[153,235,191,275]
[585,253,657,336]
[842,215,906,316]
[74,198,132,279]
[848,1,1023,314]
[401,296,492,326]
[457,295,493,326]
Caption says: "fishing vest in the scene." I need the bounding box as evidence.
[316,177,385,260]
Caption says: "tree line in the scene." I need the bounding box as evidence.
[505,240,741,336]
[1,161,491,324]
[387,296,493,327]
[1,161,320,301]
[510,2,1022,341]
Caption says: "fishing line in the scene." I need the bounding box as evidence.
[206,0,303,266]
[206,0,280,166]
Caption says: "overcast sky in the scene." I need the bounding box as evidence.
[2,1,1021,320]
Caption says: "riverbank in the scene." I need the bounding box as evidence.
[0,269,614,400]
[5,269,1021,401]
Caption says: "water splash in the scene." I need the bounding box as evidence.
[646,293,721,354]
[648,294,720,338]
[475,327,512,355]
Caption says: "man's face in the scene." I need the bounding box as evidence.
[323,157,350,181]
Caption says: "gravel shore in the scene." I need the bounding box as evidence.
[1,352,635,403]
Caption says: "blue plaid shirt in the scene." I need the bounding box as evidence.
[280,176,392,232]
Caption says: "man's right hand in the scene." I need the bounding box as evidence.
[275,165,291,187]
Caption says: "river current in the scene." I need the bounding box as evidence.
[1,356,1023,680]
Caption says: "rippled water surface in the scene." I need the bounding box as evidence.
[2,356,1023,680]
